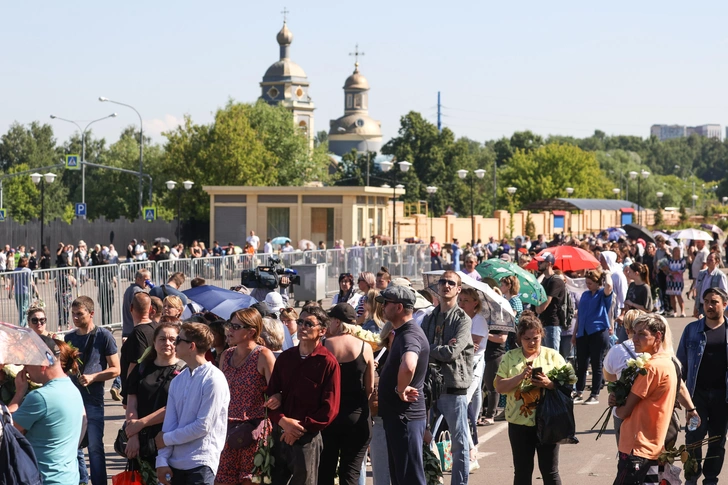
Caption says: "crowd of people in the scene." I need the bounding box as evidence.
[1,226,728,485]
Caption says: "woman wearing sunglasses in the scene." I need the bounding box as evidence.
[217,308,277,485]
[332,273,362,310]
[26,306,57,338]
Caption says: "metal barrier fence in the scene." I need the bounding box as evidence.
[0,244,430,332]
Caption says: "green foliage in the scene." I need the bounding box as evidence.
[499,143,611,209]
[653,207,664,227]
[525,213,536,240]
[679,203,689,223]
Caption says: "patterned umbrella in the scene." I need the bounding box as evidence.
[475,259,546,306]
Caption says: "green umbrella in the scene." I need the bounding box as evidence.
[475,259,546,306]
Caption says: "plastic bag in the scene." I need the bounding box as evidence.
[536,387,578,445]
[112,461,143,485]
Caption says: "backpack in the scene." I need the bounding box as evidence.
[0,403,43,485]
[560,290,575,330]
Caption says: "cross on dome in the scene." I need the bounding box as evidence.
[349,44,365,69]
[281,6,289,23]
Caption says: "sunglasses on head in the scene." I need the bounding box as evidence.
[225,321,253,331]
[438,278,458,287]
[297,319,320,329]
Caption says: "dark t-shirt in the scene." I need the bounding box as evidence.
[540,276,565,327]
[120,322,157,395]
[696,322,727,390]
[378,320,430,420]
[149,285,189,306]
[485,330,506,361]
[626,282,653,312]
[65,327,118,407]
[126,361,183,437]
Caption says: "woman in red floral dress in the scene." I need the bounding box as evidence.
[217,308,277,485]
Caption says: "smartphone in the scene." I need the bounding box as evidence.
[531,367,543,376]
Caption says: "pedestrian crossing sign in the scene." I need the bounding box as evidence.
[65,154,80,170]
[0,209,5,222]
[143,207,156,222]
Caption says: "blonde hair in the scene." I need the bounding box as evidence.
[163,295,184,312]
[366,289,385,329]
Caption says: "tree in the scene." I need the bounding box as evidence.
[0,122,59,171]
[499,143,611,208]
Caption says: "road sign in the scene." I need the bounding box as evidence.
[0,209,5,222]
[65,154,81,170]
[143,207,156,222]
[75,203,87,217]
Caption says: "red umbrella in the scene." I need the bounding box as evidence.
[525,246,600,272]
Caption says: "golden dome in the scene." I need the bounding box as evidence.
[344,63,370,90]
[277,22,293,46]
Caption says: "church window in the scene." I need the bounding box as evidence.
[296,87,304,98]
[298,120,308,136]
[346,94,352,109]
[267,87,279,99]
[356,119,365,128]
[354,94,362,108]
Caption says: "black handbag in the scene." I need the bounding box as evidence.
[226,418,265,449]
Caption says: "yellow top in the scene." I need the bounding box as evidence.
[496,347,566,427]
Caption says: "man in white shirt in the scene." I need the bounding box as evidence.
[155,323,230,485]
[263,238,273,255]
[247,230,260,251]
[693,240,710,280]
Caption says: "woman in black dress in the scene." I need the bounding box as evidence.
[124,322,185,479]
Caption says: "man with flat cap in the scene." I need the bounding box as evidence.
[8,335,86,485]
[376,286,430,485]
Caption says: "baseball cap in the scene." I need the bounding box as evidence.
[264,292,285,314]
[375,286,417,308]
[327,303,356,324]
[390,277,412,287]
[534,251,555,265]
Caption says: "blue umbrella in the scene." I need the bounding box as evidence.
[182,286,257,319]
[271,237,291,245]
[606,227,626,242]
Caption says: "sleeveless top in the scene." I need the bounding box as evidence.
[338,341,368,415]
[222,345,267,422]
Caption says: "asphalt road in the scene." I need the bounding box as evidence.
[99,295,719,484]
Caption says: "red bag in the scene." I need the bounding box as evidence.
[112,465,143,485]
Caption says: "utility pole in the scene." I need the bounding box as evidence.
[437,91,442,133]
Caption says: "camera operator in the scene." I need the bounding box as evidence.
[243,256,299,307]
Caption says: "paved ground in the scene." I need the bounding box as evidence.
[98,294,722,484]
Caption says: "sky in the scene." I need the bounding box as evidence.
[3,1,728,149]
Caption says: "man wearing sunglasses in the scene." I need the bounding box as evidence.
[421,271,474,485]
[155,323,230,485]
[377,285,430,485]
[265,305,341,485]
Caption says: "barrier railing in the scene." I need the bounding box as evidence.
[0,244,431,331]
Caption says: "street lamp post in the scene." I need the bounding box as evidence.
[379,160,411,244]
[723,196,728,205]
[166,180,194,244]
[565,187,575,236]
[692,194,699,212]
[31,173,57,253]
[426,186,438,240]
[50,113,117,211]
[612,187,621,199]
[99,97,145,214]
[457,169,487,246]
[638,169,650,225]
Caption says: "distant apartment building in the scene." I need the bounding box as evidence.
[651,124,722,141]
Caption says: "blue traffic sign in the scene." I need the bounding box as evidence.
[75,203,87,217]
[0,209,6,222]
[143,207,156,222]
[65,154,80,170]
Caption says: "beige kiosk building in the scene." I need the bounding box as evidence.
[205,185,404,247]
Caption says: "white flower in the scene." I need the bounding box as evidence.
[626,358,636,367]
[251,477,261,484]
[264,477,272,484]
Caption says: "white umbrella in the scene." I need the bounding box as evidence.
[671,228,714,241]
[423,270,516,332]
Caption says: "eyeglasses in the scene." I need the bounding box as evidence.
[225,321,253,331]
[297,319,321,329]
[174,336,194,346]
[438,279,458,287]
[29,317,47,325]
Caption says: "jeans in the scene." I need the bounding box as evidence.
[435,394,470,485]
[575,328,610,396]
[559,334,574,362]
[319,408,372,485]
[431,256,443,270]
[685,387,728,484]
[467,356,485,445]
[14,292,30,327]
[77,402,106,485]
[483,356,503,419]
[370,416,391,485]
[170,465,214,485]
[613,452,656,485]
[543,326,561,352]
[508,423,561,485]
[382,415,426,485]
[272,429,323,485]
